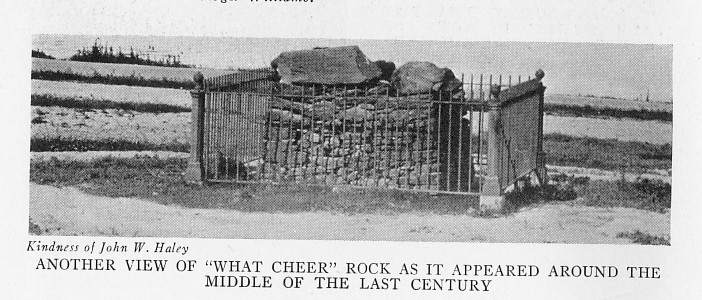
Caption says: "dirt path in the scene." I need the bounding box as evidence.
[29,183,669,244]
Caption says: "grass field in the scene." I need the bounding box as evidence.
[32,58,232,82]
[545,93,672,113]
[544,133,671,171]
[32,94,189,113]
[32,80,191,108]
[29,155,670,215]
[544,103,671,122]
[31,106,190,146]
[32,70,194,90]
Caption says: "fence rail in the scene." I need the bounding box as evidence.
[186,68,546,208]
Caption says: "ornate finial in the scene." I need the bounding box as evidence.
[490,84,501,99]
[193,72,204,90]
[535,69,545,80]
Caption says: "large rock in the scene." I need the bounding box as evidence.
[271,46,382,85]
[390,61,462,95]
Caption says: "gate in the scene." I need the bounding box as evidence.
[185,68,546,207]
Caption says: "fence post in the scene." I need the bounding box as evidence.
[535,69,547,185]
[185,72,206,183]
[479,84,504,212]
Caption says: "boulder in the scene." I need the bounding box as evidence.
[271,46,382,85]
[374,60,396,81]
[390,61,462,95]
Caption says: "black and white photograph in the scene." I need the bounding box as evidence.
[4,0,701,299]
[29,36,672,244]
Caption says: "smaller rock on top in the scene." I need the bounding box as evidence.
[390,61,462,95]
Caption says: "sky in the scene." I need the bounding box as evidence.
[33,35,673,102]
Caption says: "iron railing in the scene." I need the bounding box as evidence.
[186,68,546,201]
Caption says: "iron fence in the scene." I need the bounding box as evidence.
[186,68,546,201]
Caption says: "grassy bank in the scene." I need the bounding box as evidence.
[32,70,193,90]
[544,104,672,122]
[578,177,671,213]
[30,156,477,214]
[29,156,670,214]
[502,173,670,214]
[32,94,189,113]
[543,133,671,171]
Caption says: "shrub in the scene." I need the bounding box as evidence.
[32,49,55,59]
[616,230,670,245]
[29,217,43,235]
[31,116,46,124]
[580,177,671,213]
[502,178,578,213]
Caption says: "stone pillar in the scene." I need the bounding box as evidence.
[479,84,504,211]
[185,72,206,183]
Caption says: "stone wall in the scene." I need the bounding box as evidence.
[260,93,474,192]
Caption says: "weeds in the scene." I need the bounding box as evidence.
[30,137,188,152]
[579,177,671,213]
[31,94,189,113]
[502,178,579,214]
[29,217,43,235]
[31,116,46,124]
[616,230,670,245]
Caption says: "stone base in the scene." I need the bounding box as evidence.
[184,161,203,184]
[479,195,504,212]
[479,175,503,212]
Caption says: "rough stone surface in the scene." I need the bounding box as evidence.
[271,46,382,85]
[390,61,462,95]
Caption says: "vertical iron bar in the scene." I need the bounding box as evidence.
[457,73,464,191]
[372,84,378,186]
[437,90,443,191]
[406,95,412,189]
[352,86,359,185]
[361,85,368,186]
[275,82,283,181]
[225,93,231,180]
[477,74,484,192]
[300,84,306,182]
[310,84,316,184]
[467,74,474,191]
[342,85,348,184]
[216,92,222,181]
[286,85,294,182]
[424,82,431,190]
[383,85,390,187]
[394,86,400,187]
[330,84,337,185]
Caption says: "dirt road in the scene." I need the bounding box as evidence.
[29,183,669,244]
